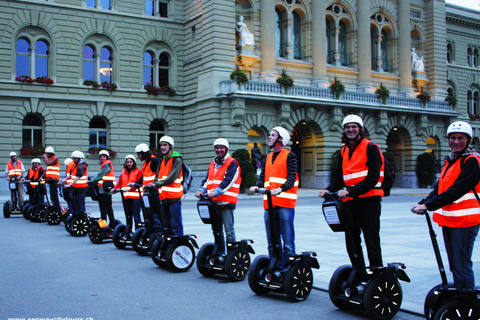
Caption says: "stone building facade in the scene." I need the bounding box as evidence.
[0,0,479,188]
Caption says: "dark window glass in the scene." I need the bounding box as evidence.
[159,53,169,87]
[159,2,168,17]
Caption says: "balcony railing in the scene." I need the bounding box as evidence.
[219,80,453,112]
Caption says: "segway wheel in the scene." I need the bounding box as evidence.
[284,261,314,302]
[225,247,251,282]
[65,214,74,233]
[70,215,88,237]
[363,275,403,320]
[33,205,47,223]
[166,240,195,272]
[46,207,62,225]
[151,237,168,267]
[22,203,31,219]
[196,243,216,277]
[132,227,149,255]
[248,255,271,295]
[113,224,128,249]
[425,284,446,320]
[88,221,105,244]
[3,201,11,218]
[26,205,35,221]
[328,265,353,309]
[433,298,480,320]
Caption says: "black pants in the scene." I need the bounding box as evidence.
[345,199,383,279]
[47,180,60,207]
[98,193,115,228]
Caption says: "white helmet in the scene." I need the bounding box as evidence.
[213,138,229,149]
[272,126,290,146]
[71,151,84,159]
[98,150,110,157]
[9,152,17,157]
[45,146,54,153]
[159,136,174,148]
[447,121,473,140]
[31,158,41,164]
[64,158,72,166]
[125,154,136,162]
[342,114,364,128]
[135,143,149,153]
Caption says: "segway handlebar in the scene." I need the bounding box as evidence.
[256,188,271,195]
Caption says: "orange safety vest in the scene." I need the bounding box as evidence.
[28,166,43,188]
[66,161,75,185]
[70,163,89,188]
[433,155,480,228]
[141,156,157,186]
[8,161,23,178]
[264,149,299,209]
[158,157,183,200]
[116,168,142,199]
[98,159,116,187]
[341,139,385,199]
[45,155,60,180]
[206,156,242,205]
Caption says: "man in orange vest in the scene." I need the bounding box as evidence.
[5,151,25,209]
[319,115,385,282]
[413,121,480,290]
[250,127,299,271]
[42,146,60,208]
[91,150,116,228]
[25,158,46,205]
[62,151,88,214]
[195,138,242,256]
[147,136,184,236]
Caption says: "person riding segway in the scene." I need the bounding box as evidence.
[4,151,25,218]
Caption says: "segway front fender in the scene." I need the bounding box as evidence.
[187,234,199,249]
[396,268,410,283]
[302,251,320,269]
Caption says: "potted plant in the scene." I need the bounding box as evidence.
[100,81,118,91]
[445,95,457,107]
[145,83,177,96]
[416,152,436,187]
[34,76,54,85]
[15,75,35,83]
[417,90,431,107]
[276,70,294,93]
[375,84,390,104]
[83,79,99,87]
[232,148,255,193]
[88,147,118,158]
[159,83,176,96]
[19,144,45,156]
[329,78,345,99]
[230,67,249,87]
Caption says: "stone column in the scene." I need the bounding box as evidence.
[398,0,413,96]
[260,0,277,82]
[311,0,329,88]
[357,0,373,92]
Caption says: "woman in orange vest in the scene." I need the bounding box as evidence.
[413,121,480,290]
[195,138,242,256]
[250,127,299,271]
[42,146,60,208]
[62,151,88,214]
[91,150,117,228]
[115,154,143,231]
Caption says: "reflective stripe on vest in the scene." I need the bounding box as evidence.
[341,139,384,199]
[28,167,43,188]
[66,161,75,185]
[117,168,142,199]
[206,156,242,204]
[45,155,60,180]
[98,160,116,187]
[158,157,183,200]
[71,163,89,188]
[8,161,22,177]
[263,149,299,209]
[433,154,480,228]
[141,156,157,186]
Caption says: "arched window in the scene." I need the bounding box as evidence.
[338,20,348,66]
[381,29,389,72]
[447,42,453,63]
[292,11,302,59]
[16,37,51,77]
[99,47,112,83]
[371,13,395,73]
[82,37,115,84]
[468,46,473,67]
[159,53,170,87]
[143,52,154,85]
[326,4,353,67]
[326,19,332,64]
[83,45,95,81]
[474,48,479,68]
[22,114,43,147]
[149,120,165,150]
[89,117,108,149]
[468,90,476,115]
[275,9,285,58]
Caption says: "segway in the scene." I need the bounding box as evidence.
[65,183,94,237]
[414,209,480,320]
[131,186,162,255]
[150,198,198,273]
[248,188,319,302]
[59,183,73,224]
[44,184,66,225]
[196,195,255,281]
[112,189,137,249]
[87,182,121,244]
[323,192,410,320]
[3,177,23,218]
[29,180,47,223]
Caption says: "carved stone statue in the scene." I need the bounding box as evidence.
[411,47,425,72]
[236,16,255,47]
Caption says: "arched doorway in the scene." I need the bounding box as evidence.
[386,126,413,187]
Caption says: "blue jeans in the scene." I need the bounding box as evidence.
[443,224,479,289]
[216,206,236,255]
[161,200,183,236]
[72,192,86,214]
[264,206,295,270]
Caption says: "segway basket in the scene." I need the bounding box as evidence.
[8,179,17,190]
[322,192,353,232]
[196,196,219,224]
